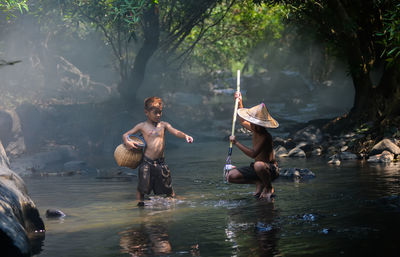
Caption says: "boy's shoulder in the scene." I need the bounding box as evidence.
[134,121,146,127]
[139,121,169,129]
[159,121,171,127]
[152,120,171,128]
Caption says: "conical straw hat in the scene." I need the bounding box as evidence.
[237,103,279,128]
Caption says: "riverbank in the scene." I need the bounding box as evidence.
[1,96,399,178]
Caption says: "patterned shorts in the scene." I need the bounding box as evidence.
[137,156,173,195]
[237,162,279,181]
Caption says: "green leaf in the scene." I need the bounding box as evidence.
[387,47,399,56]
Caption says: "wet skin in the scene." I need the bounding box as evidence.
[122,105,193,205]
[227,92,277,200]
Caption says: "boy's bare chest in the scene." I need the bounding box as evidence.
[142,125,165,139]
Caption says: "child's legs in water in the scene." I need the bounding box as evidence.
[254,161,274,199]
[226,169,254,184]
[226,168,260,195]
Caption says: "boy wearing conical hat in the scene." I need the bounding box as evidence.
[227,92,279,200]
[122,96,194,206]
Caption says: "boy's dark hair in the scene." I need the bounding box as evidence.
[144,96,163,110]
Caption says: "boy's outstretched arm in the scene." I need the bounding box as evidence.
[164,122,194,143]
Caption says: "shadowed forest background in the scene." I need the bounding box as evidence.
[0,0,399,166]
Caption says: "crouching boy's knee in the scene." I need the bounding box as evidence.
[226,170,237,183]
[225,172,232,183]
[254,161,267,173]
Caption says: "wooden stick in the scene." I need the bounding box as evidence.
[229,70,241,149]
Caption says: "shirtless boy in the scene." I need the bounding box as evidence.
[226,92,279,200]
[122,96,193,206]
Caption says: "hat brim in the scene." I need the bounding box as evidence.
[237,108,279,128]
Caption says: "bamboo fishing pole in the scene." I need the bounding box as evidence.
[230,70,241,150]
[224,70,241,177]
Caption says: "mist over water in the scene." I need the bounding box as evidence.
[0,11,354,134]
[0,14,119,107]
[0,10,359,189]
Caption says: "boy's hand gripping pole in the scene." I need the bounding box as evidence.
[224,70,241,178]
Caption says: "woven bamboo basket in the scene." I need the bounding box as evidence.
[114,135,145,169]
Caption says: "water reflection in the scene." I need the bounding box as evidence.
[362,161,400,176]
[226,200,280,257]
[358,161,400,196]
[118,196,200,257]
[29,231,45,256]
[119,215,172,256]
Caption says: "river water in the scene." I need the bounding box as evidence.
[25,139,399,257]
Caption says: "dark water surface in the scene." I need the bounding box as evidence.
[25,140,400,257]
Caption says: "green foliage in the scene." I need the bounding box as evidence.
[60,0,148,34]
[377,3,400,63]
[183,0,288,73]
[354,122,372,134]
[0,0,28,19]
[264,0,400,65]
[108,0,147,24]
[0,0,28,12]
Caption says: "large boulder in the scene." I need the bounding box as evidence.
[274,145,288,158]
[370,139,400,156]
[287,147,306,158]
[292,125,323,144]
[0,110,13,147]
[3,109,26,157]
[367,150,394,163]
[339,151,358,160]
[0,140,45,257]
[279,168,316,179]
[0,139,10,168]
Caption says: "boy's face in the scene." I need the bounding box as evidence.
[145,106,163,123]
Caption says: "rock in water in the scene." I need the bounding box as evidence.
[370,139,400,156]
[280,168,316,179]
[1,141,45,257]
[46,209,66,218]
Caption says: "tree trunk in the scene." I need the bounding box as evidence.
[118,4,160,102]
[328,0,376,123]
[347,59,374,121]
[376,60,400,123]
